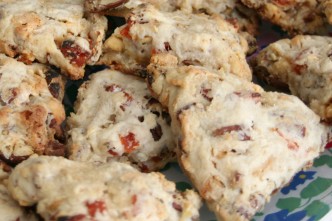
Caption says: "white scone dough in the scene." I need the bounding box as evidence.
[0,0,107,79]
[99,4,251,80]
[147,54,329,221]
[8,156,201,221]
[241,0,327,35]
[0,54,66,165]
[253,35,332,123]
[67,69,175,172]
[0,160,38,221]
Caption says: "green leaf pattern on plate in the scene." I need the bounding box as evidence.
[300,177,332,199]
[313,155,332,168]
[276,197,301,212]
[304,201,330,221]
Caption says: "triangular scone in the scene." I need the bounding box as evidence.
[0,54,66,165]
[0,0,107,79]
[253,35,332,123]
[67,69,175,172]
[147,54,329,221]
[99,4,251,80]
[241,0,327,35]
[0,160,38,221]
[8,156,201,221]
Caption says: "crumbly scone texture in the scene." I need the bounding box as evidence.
[99,4,251,80]
[253,35,332,123]
[67,69,175,172]
[0,160,38,221]
[8,156,201,221]
[0,54,66,165]
[147,54,329,221]
[0,0,107,79]
[241,0,327,35]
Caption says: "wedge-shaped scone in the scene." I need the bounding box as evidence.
[0,54,66,165]
[241,0,327,35]
[8,156,201,221]
[0,160,38,221]
[0,0,107,79]
[253,35,332,123]
[67,69,175,172]
[99,4,251,80]
[147,54,329,221]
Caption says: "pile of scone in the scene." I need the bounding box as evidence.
[0,0,331,220]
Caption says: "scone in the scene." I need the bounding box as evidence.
[8,156,201,221]
[85,0,258,36]
[0,0,107,79]
[147,54,329,221]
[86,0,259,52]
[253,35,332,123]
[67,69,175,172]
[99,4,251,80]
[0,160,38,221]
[0,54,66,165]
[241,0,327,35]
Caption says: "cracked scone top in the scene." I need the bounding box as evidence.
[253,35,332,123]
[100,4,251,80]
[0,0,107,79]
[0,54,66,165]
[0,160,38,221]
[8,156,201,221]
[147,54,329,221]
[241,0,327,35]
[67,69,175,172]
